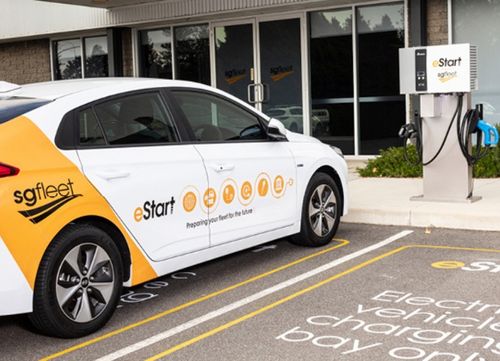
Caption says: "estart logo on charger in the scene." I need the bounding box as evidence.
[432,57,462,68]
[14,179,82,224]
[134,197,176,222]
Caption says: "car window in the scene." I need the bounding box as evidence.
[93,92,177,145]
[79,108,106,146]
[0,97,51,124]
[172,91,266,142]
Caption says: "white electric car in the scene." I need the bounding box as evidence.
[0,78,348,338]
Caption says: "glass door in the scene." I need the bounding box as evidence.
[213,22,256,104]
[212,16,306,133]
[258,18,304,133]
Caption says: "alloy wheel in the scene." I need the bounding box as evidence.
[55,243,115,323]
[308,184,337,237]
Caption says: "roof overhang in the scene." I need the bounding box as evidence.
[37,0,157,9]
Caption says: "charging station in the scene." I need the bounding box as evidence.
[399,43,498,203]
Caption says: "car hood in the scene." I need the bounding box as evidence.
[286,131,322,144]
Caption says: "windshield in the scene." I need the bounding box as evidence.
[0,97,51,124]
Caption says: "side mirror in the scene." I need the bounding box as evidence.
[267,118,287,141]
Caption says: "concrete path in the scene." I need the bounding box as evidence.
[344,160,500,231]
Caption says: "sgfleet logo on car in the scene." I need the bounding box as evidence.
[134,196,176,222]
[13,179,81,224]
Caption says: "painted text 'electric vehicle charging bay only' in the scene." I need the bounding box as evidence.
[0,78,347,338]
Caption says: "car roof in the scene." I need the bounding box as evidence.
[4,78,209,101]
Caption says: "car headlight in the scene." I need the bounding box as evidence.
[330,145,344,158]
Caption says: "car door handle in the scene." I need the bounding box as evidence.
[210,163,235,173]
[95,170,130,181]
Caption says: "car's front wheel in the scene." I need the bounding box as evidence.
[29,224,123,338]
[290,172,341,247]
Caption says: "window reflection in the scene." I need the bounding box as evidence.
[174,25,210,85]
[357,3,405,154]
[84,36,108,78]
[310,9,354,154]
[454,0,500,126]
[54,39,82,80]
[140,29,173,79]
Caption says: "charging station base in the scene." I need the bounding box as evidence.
[410,195,482,203]
[418,94,479,203]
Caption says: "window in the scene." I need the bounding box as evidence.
[0,97,51,124]
[93,93,177,145]
[84,36,109,78]
[139,24,211,84]
[174,25,210,85]
[309,2,404,155]
[357,3,405,154]
[78,108,106,146]
[310,9,354,154]
[53,36,108,80]
[172,91,266,142]
[139,29,173,79]
[453,0,500,127]
[53,39,82,79]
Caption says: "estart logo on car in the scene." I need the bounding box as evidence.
[13,179,82,224]
[134,196,176,222]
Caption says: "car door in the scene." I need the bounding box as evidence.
[168,89,297,247]
[75,90,209,261]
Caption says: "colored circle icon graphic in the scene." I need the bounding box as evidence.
[241,181,253,201]
[274,175,284,194]
[223,184,236,204]
[258,178,269,197]
[183,191,197,212]
[203,188,217,209]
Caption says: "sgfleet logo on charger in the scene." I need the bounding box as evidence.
[14,179,81,224]
[134,197,176,223]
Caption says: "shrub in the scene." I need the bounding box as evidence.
[357,145,422,178]
[358,142,500,178]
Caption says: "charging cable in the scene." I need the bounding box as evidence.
[399,94,463,166]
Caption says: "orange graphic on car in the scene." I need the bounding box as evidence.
[241,181,253,201]
[183,191,197,212]
[273,175,285,194]
[223,184,236,204]
[180,174,293,213]
[203,188,217,208]
[258,178,269,197]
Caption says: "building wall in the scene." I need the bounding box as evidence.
[0,39,51,84]
[427,0,448,45]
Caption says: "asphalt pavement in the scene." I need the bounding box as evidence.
[1,223,499,361]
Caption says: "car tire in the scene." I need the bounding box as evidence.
[290,172,341,247]
[29,224,123,338]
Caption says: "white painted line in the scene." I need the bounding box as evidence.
[95,230,413,361]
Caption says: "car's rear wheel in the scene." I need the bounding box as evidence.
[29,224,123,338]
[290,172,341,247]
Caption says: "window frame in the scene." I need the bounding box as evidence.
[163,87,277,144]
[137,23,211,84]
[51,34,109,80]
[56,88,188,150]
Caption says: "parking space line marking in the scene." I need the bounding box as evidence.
[146,242,500,360]
[95,230,413,361]
[41,239,349,361]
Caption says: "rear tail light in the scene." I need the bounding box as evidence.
[0,163,20,178]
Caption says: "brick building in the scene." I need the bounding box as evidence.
[0,0,495,156]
